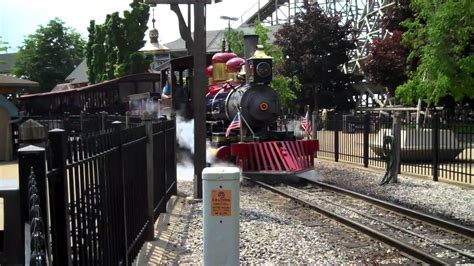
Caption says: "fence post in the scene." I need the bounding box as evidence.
[17,145,47,264]
[101,111,107,131]
[47,129,71,265]
[126,111,130,128]
[312,110,318,140]
[113,121,128,264]
[142,112,155,241]
[18,145,47,225]
[363,112,370,167]
[80,111,85,132]
[432,112,439,182]
[334,114,339,162]
[171,118,178,196]
[63,112,70,132]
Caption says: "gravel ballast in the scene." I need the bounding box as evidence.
[162,180,409,264]
[156,160,473,264]
[314,159,474,226]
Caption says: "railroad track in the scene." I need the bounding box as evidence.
[245,177,474,265]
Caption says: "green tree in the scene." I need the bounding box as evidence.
[274,4,358,112]
[86,21,97,83]
[253,21,299,107]
[397,0,474,105]
[0,36,8,65]
[0,36,7,53]
[13,18,85,92]
[363,31,409,94]
[86,0,149,83]
[224,28,244,56]
[363,1,412,96]
[224,22,298,107]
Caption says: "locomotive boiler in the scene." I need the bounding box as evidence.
[206,35,319,176]
[206,38,281,133]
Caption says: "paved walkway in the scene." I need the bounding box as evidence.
[0,161,18,230]
[133,196,188,265]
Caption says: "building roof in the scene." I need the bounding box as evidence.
[65,59,88,85]
[0,74,39,90]
[163,25,282,52]
[58,25,282,91]
[0,74,39,94]
[0,53,17,74]
[21,73,160,98]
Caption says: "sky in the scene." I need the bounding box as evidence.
[0,0,263,53]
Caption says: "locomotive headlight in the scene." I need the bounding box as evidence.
[259,101,269,111]
[255,62,272,78]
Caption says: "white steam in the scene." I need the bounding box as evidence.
[176,116,233,181]
[176,116,195,153]
[176,153,195,181]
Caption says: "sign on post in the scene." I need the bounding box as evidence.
[202,167,240,266]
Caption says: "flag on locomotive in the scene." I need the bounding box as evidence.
[205,35,319,177]
[301,110,312,136]
[225,112,241,138]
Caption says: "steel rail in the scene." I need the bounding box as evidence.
[312,181,474,238]
[284,185,474,260]
[244,177,448,265]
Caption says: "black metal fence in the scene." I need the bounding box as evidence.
[4,115,177,265]
[317,111,473,185]
[27,167,49,265]
[11,112,143,158]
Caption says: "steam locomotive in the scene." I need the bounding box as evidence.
[205,35,319,176]
[19,34,318,176]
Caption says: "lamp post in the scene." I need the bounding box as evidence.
[220,15,239,35]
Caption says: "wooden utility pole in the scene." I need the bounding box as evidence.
[144,0,218,198]
[193,2,206,198]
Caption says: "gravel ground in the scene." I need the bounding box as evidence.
[165,180,409,264]
[314,159,474,226]
[162,160,473,264]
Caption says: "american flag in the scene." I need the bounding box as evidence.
[225,112,241,137]
[301,110,312,136]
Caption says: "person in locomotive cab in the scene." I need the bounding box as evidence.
[162,74,186,113]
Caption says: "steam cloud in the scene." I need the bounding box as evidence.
[176,116,234,181]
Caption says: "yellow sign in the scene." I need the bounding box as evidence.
[211,190,232,216]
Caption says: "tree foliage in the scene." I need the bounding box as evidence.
[274,4,358,111]
[223,22,298,107]
[87,0,149,84]
[363,31,409,94]
[382,0,413,32]
[13,18,85,92]
[363,1,412,96]
[397,0,474,105]
[252,21,298,107]
[0,36,7,53]
[224,28,244,57]
[0,36,8,65]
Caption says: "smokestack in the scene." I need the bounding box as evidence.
[244,34,259,83]
[244,34,259,59]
